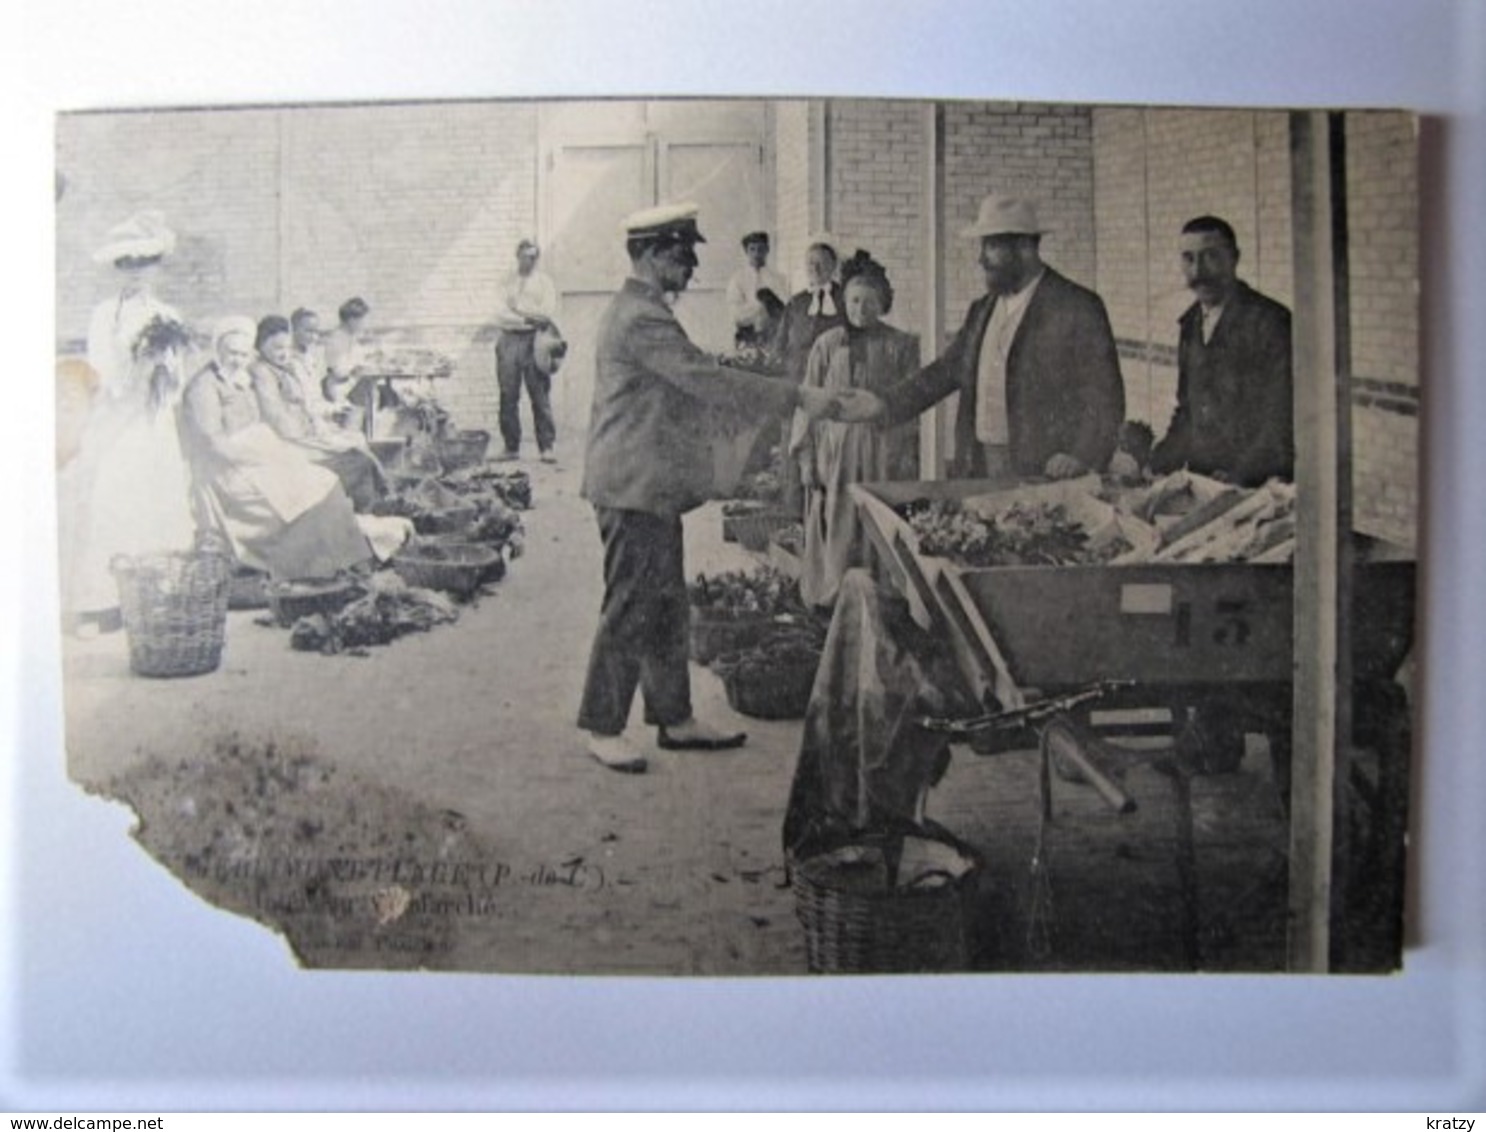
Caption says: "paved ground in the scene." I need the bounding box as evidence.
[62,436,1310,975]
[63,438,822,974]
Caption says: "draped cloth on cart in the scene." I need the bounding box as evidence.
[783,568,977,860]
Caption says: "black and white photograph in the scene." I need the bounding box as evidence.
[51,95,1419,977]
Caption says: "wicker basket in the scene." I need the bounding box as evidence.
[368,437,409,471]
[688,611,771,666]
[792,842,981,974]
[267,577,364,628]
[411,503,479,535]
[720,652,819,719]
[724,508,796,552]
[393,541,499,599]
[435,429,491,472]
[111,547,232,678]
[227,567,271,611]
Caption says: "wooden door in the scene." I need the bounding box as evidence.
[539,101,770,437]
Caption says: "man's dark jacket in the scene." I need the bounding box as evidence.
[877,268,1125,477]
[1149,280,1294,486]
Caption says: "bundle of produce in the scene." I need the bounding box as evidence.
[365,346,454,380]
[288,571,458,655]
[444,466,533,510]
[1150,479,1296,564]
[903,499,1121,567]
[463,497,523,548]
[688,565,802,619]
[718,344,783,376]
[687,565,808,664]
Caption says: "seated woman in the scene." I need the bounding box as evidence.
[180,317,386,582]
[789,250,921,608]
[249,315,387,510]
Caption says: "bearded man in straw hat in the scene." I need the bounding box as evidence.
[834,195,1125,481]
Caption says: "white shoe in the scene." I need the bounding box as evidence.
[586,732,648,774]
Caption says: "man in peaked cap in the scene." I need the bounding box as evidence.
[576,203,841,773]
[835,194,1125,481]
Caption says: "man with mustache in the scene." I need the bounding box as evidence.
[1148,215,1294,485]
[577,203,841,773]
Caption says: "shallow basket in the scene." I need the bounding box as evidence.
[435,429,491,472]
[411,504,479,535]
[226,567,271,611]
[688,611,771,666]
[267,577,363,628]
[792,845,980,974]
[111,548,232,678]
[368,437,409,471]
[723,508,796,552]
[720,652,819,720]
[393,541,499,599]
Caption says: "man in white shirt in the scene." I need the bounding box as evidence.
[491,238,560,461]
[834,195,1125,480]
[725,231,788,350]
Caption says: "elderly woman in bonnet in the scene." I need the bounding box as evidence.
[249,315,388,510]
[179,317,382,582]
[789,249,921,608]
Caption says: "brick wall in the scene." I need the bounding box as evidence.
[57,101,540,436]
[1346,111,1419,547]
[1090,107,1417,547]
[826,99,929,339]
[771,100,814,297]
[1091,108,1293,439]
[56,109,281,345]
[942,101,1096,341]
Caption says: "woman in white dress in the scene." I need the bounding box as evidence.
[63,212,197,633]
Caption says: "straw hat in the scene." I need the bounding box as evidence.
[92,210,177,265]
[959,195,1049,239]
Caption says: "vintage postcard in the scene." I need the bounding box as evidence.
[53,97,1418,975]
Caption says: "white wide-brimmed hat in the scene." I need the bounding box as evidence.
[92,210,177,265]
[959,195,1049,239]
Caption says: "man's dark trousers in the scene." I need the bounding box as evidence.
[576,507,692,736]
[495,330,556,454]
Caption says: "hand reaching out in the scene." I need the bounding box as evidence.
[795,384,840,420]
[831,388,886,424]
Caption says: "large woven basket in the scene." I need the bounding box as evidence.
[724,508,796,552]
[435,429,491,472]
[792,843,981,974]
[393,541,499,599]
[111,546,232,678]
[720,652,819,720]
[688,611,770,666]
